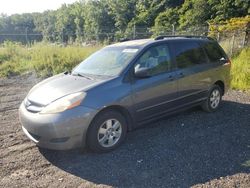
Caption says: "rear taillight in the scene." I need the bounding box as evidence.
[223,59,231,66]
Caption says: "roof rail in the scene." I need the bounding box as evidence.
[155,35,214,41]
[119,38,131,42]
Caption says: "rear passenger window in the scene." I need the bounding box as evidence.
[202,42,226,63]
[172,41,206,69]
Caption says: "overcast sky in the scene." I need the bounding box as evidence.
[0,0,78,15]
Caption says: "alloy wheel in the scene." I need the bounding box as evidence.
[97,119,122,148]
[210,89,221,109]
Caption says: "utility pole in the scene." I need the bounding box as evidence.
[242,30,247,47]
[206,21,210,36]
[230,32,235,57]
[62,29,64,44]
[133,23,136,39]
[25,27,28,44]
[172,24,175,36]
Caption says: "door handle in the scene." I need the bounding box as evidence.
[179,72,184,78]
[168,75,174,81]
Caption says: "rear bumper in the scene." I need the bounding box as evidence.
[19,102,97,150]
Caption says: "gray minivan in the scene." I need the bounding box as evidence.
[19,36,231,152]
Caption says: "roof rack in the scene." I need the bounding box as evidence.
[119,38,131,42]
[154,35,214,41]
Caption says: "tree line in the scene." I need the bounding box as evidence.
[0,0,249,43]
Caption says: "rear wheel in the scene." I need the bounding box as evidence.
[202,85,222,112]
[86,110,127,153]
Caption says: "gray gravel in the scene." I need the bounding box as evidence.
[0,73,250,188]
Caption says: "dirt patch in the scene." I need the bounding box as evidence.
[0,74,249,187]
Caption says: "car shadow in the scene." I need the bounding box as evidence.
[40,100,250,187]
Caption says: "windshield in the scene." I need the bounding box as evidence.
[72,47,139,77]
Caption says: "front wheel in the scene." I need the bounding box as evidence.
[202,85,222,112]
[86,110,127,153]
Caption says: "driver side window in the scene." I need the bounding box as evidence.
[134,44,171,76]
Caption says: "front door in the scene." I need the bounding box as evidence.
[131,43,178,124]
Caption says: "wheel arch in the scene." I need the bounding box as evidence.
[214,80,225,95]
[87,105,134,134]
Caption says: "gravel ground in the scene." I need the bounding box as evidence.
[0,73,250,188]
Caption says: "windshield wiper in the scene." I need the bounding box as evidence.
[64,71,71,75]
[72,72,93,80]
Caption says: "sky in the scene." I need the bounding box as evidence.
[0,0,78,15]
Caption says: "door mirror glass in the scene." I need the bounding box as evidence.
[134,67,151,78]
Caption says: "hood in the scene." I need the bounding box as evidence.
[27,73,104,106]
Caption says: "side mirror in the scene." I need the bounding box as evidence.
[134,67,151,78]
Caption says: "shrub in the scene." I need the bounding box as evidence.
[230,47,250,90]
[0,42,101,77]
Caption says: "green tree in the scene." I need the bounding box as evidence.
[151,8,179,36]
[208,0,250,21]
[179,0,211,29]
[34,11,57,42]
[55,4,76,43]
[0,0,249,44]
[131,0,183,28]
[107,0,137,38]
[71,2,85,43]
[84,0,115,41]
[125,0,183,38]
[0,13,39,43]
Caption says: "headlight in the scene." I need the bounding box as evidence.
[40,92,86,114]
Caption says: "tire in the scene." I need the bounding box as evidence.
[202,85,222,113]
[86,110,127,153]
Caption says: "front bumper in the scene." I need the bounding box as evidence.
[19,102,97,150]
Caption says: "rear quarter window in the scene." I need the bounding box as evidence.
[202,42,227,63]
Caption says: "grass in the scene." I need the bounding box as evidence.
[0,42,101,77]
[230,47,250,91]
[0,41,249,91]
